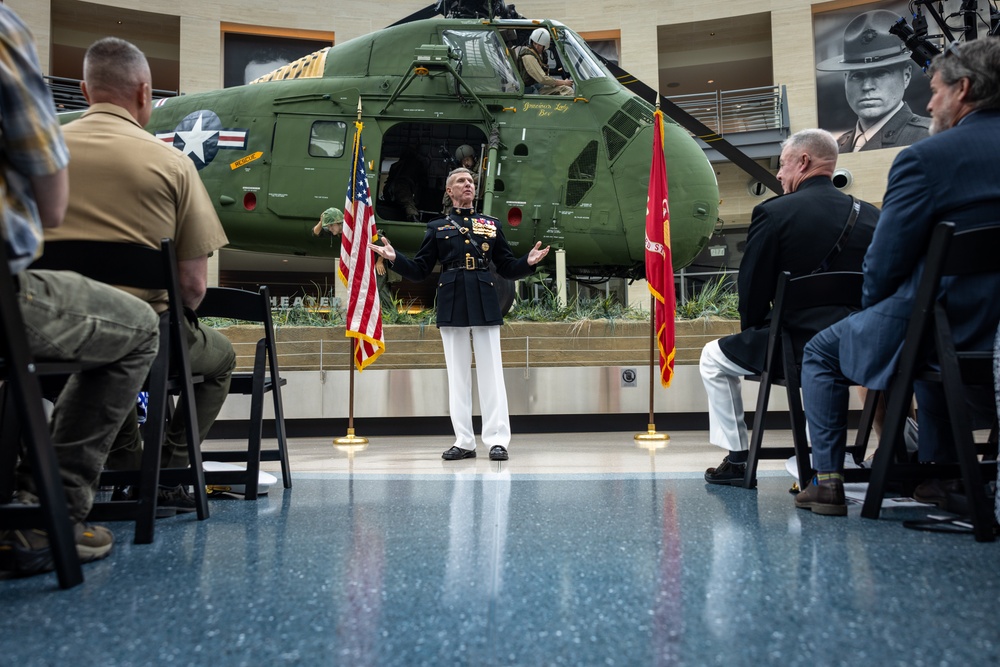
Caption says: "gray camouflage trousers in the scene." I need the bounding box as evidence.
[14,269,159,522]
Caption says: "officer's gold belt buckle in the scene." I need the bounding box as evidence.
[465,255,476,270]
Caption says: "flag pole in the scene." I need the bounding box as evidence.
[334,338,367,446]
[635,292,668,444]
[636,97,669,446]
[335,97,369,448]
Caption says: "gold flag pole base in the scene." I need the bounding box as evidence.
[634,423,670,445]
[334,428,369,448]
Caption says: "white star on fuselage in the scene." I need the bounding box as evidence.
[174,113,217,163]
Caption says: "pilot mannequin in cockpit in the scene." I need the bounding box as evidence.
[515,28,573,96]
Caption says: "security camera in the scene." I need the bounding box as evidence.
[832,168,853,189]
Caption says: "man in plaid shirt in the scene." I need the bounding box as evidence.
[0,5,159,577]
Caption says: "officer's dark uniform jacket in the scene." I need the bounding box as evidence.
[837,103,931,153]
[717,177,879,373]
[389,208,535,327]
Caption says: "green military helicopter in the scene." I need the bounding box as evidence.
[142,1,779,296]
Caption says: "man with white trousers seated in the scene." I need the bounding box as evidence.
[699,129,878,484]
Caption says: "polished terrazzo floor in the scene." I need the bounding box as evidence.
[2,431,997,666]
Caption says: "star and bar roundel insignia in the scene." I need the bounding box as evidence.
[154,110,249,170]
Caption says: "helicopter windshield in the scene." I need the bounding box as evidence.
[442,30,521,94]
[557,29,607,82]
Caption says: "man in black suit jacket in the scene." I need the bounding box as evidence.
[796,38,1000,515]
[701,129,879,485]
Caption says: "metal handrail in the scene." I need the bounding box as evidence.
[666,85,785,137]
[45,75,178,112]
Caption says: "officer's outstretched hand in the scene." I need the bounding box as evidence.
[368,235,396,263]
[527,241,550,266]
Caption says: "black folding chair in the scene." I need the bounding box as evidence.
[862,222,1000,542]
[197,286,290,499]
[0,259,84,589]
[31,239,209,544]
[743,271,875,489]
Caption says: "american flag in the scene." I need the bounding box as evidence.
[645,108,676,387]
[339,120,384,370]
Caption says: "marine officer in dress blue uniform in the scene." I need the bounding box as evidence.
[369,167,550,461]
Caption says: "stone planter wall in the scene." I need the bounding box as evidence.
[217,318,740,372]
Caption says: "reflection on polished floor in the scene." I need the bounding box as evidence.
[2,430,998,666]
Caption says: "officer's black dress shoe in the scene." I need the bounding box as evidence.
[489,445,509,461]
[442,446,476,460]
[704,455,747,485]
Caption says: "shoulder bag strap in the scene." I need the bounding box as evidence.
[812,196,861,275]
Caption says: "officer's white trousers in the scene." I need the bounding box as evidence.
[440,326,511,451]
[699,339,753,453]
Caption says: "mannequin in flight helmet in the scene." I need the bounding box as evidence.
[443,144,480,211]
[515,28,573,96]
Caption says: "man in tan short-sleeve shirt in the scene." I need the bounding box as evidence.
[50,37,235,513]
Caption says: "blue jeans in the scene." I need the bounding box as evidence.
[803,317,997,473]
[14,269,160,522]
[801,323,853,473]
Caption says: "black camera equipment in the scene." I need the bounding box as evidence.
[890,16,943,70]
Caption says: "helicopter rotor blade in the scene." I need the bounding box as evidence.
[388,3,442,26]
[602,58,783,195]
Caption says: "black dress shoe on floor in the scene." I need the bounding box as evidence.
[704,455,747,486]
[442,446,476,460]
[489,445,509,461]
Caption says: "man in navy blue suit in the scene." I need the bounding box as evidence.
[796,38,1000,515]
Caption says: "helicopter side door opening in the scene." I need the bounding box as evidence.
[376,121,489,224]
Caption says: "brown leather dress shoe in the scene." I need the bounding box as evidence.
[912,478,963,508]
[795,478,847,516]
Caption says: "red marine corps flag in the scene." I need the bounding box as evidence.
[645,108,676,387]
[339,119,384,370]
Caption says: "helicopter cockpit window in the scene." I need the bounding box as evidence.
[558,29,607,83]
[309,121,347,158]
[442,30,520,94]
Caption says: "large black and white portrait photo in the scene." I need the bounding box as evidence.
[814,0,932,153]
[223,32,332,88]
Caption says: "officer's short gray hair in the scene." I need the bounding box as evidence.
[446,167,475,189]
[782,129,839,164]
[83,37,150,99]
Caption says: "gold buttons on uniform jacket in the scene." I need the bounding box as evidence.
[465,239,470,244]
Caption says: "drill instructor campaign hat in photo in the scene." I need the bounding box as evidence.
[816,9,912,71]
